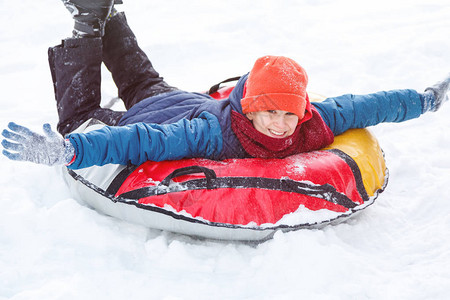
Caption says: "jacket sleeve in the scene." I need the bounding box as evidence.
[312,89,424,135]
[66,112,223,169]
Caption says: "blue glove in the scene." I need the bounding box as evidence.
[1,122,75,166]
[423,73,450,112]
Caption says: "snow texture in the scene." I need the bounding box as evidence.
[1,0,450,299]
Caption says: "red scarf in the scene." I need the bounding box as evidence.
[230,107,334,158]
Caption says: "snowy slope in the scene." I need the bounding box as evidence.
[1,0,450,299]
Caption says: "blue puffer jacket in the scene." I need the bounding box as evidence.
[66,75,425,169]
[116,74,250,160]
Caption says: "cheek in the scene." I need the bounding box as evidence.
[254,115,270,127]
[287,117,299,129]
[253,117,273,134]
[253,118,268,131]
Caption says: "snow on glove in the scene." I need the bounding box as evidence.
[1,122,75,166]
[423,73,450,112]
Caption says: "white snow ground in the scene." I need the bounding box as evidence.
[1,0,450,299]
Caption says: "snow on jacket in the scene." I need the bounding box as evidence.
[66,74,424,169]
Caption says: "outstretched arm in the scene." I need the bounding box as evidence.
[312,89,423,135]
[2,112,223,169]
[313,74,450,136]
[66,112,223,169]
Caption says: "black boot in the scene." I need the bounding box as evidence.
[61,0,122,37]
[48,38,125,136]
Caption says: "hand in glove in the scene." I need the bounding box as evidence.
[2,122,75,166]
[423,73,450,112]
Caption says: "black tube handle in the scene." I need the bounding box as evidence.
[207,76,242,95]
[160,166,217,189]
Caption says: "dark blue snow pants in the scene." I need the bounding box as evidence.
[48,12,177,136]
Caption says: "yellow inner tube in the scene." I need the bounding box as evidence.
[309,92,387,197]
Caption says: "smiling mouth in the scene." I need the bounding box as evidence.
[268,129,287,138]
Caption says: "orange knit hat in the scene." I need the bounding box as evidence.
[241,55,309,120]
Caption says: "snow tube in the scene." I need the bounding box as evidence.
[62,87,388,241]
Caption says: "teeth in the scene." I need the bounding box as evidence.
[269,129,284,136]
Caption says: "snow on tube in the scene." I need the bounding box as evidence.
[62,88,388,242]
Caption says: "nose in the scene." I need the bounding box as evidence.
[273,115,287,129]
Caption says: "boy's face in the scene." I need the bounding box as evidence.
[246,110,299,138]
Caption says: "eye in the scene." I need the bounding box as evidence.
[266,110,277,114]
[286,112,295,116]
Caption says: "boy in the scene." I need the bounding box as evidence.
[2,0,449,169]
